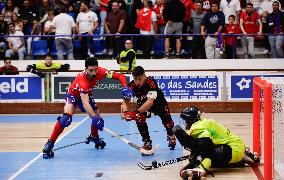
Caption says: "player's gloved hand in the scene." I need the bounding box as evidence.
[92,116,104,131]
[122,87,134,99]
[124,111,146,123]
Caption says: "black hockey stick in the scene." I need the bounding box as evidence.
[53,140,87,152]
[138,155,189,170]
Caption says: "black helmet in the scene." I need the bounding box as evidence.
[180,106,201,129]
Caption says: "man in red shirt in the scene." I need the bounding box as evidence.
[240,3,262,58]
[43,57,133,158]
[153,0,166,34]
[0,57,19,75]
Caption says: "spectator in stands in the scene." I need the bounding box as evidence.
[99,0,109,37]
[220,0,241,24]
[76,1,98,59]
[104,1,127,58]
[67,3,79,21]
[153,0,166,34]
[130,0,143,52]
[0,0,5,13]
[181,0,194,56]
[27,19,42,55]
[1,0,19,23]
[26,54,70,78]
[0,13,8,59]
[163,0,186,58]
[11,13,23,32]
[259,0,281,55]
[0,57,19,75]
[108,0,127,12]
[117,39,136,72]
[200,0,213,12]
[50,8,77,60]
[135,0,158,59]
[38,0,51,23]
[5,23,26,60]
[44,9,55,54]
[18,0,38,35]
[240,3,262,59]
[190,0,206,59]
[201,1,225,59]
[248,0,262,12]
[266,1,284,58]
[223,15,241,59]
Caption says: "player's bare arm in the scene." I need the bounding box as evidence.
[81,93,96,118]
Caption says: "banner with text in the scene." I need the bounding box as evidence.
[147,72,223,101]
[51,74,130,102]
[0,75,44,102]
[228,73,284,100]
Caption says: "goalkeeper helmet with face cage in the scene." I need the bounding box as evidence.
[180,106,201,129]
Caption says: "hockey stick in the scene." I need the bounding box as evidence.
[103,127,160,155]
[138,155,189,170]
[53,140,87,152]
[104,127,141,150]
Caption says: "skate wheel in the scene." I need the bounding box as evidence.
[85,140,90,144]
[50,151,54,157]
[95,144,100,149]
[43,154,49,159]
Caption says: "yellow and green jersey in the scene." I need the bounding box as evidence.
[187,118,245,163]
[35,62,61,71]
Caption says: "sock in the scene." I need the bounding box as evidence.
[50,121,64,141]
[91,124,98,137]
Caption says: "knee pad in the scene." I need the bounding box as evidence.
[57,113,72,128]
[212,144,232,167]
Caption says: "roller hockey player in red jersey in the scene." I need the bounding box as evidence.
[121,66,176,155]
[42,57,133,158]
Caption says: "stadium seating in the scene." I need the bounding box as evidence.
[154,38,165,55]
[94,39,106,55]
[31,40,48,60]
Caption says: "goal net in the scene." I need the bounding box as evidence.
[253,77,284,180]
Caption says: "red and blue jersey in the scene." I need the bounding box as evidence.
[68,67,127,98]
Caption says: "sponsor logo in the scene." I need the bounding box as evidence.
[0,78,28,93]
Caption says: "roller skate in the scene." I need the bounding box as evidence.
[180,168,205,180]
[167,135,176,150]
[85,135,106,149]
[244,147,260,165]
[43,139,55,159]
[140,140,154,156]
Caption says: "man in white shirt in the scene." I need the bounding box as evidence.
[220,0,241,23]
[5,23,26,60]
[76,2,99,58]
[50,8,77,60]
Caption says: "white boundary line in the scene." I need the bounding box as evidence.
[8,116,89,180]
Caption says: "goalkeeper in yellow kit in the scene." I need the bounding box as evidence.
[173,106,259,179]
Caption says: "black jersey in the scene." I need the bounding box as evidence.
[128,77,167,111]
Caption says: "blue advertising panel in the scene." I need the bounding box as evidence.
[0,76,44,101]
[151,74,222,101]
[229,73,284,100]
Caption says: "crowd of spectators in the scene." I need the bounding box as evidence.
[0,0,282,61]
